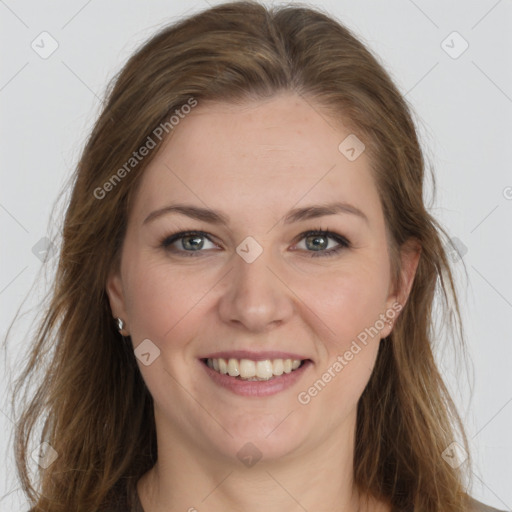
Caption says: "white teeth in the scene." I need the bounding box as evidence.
[205,357,305,380]
[218,358,228,374]
[227,358,240,377]
[272,359,284,376]
[239,359,256,378]
[256,360,273,379]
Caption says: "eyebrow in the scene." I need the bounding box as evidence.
[142,201,369,226]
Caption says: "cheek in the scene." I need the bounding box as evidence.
[293,265,390,413]
[308,345,378,430]
[304,264,390,348]
[122,253,207,343]
[297,270,387,420]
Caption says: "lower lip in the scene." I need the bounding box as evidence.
[200,359,313,397]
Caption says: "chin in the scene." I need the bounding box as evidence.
[222,422,304,462]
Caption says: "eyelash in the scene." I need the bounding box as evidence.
[159,227,351,258]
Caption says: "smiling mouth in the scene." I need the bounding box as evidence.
[201,357,308,381]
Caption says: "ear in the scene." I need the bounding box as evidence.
[105,266,129,334]
[381,238,421,338]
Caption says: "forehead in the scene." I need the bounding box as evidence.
[130,93,382,224]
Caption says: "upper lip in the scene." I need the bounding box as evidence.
[200,350,311,362]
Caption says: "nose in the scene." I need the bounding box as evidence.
[217,247,295,333]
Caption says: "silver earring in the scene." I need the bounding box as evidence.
[116,317,126,333]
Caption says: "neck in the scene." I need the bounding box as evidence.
[137,409,389,512]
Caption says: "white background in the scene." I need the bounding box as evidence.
[1,0,511,510]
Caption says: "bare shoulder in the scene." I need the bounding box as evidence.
[467,496,509,512]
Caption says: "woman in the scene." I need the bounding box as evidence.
[8,1,505,511]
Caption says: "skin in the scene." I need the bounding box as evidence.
[106,91,420,512]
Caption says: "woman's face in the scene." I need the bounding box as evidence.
[107,92,418,467]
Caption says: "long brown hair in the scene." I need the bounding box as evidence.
[6,1,473,510]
